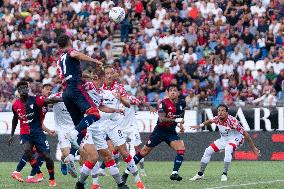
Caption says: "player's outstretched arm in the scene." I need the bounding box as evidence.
[190,120,212,130]
[8,112,18,146]
[99,105,125,114]
[243,131,260,156]
[70,50,103,66]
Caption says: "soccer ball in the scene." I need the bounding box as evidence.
[109,7,125,23]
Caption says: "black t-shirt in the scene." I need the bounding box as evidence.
[241,33,254,44]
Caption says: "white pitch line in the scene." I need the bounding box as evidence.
[205,180,284,189]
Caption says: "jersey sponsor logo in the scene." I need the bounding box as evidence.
[30,104,34,109]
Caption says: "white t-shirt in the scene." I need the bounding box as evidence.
[50,92,74,132]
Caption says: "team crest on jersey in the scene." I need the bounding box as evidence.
[30,104,34,109]
[168,107,172,110]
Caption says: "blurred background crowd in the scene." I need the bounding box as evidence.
[0,0,284,111]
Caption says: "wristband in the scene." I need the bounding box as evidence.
[175,118,183,123]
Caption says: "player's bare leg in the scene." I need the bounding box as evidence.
[117,143,145,189]
[40,151,56,187]
[134,145,146,176]
[190,144,217,181]
[122,145,152,185]
[76,144,98,189]
[60,147,70,176]
[169,140,185,181]
[98,149,129,189]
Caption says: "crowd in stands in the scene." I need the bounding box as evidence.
[1,0,284,111]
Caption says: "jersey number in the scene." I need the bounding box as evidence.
[60,54,67,74]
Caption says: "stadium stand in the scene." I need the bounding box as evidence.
[0,0,284,112]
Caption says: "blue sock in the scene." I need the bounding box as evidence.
[37,155,45,168]
[16,154,28,172]
[30,154,44,175]
[75,115,99,133]
[100,161,106,169]
[173,154,184,172]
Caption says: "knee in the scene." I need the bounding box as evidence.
[204,146,215,156]
[177,149,185,156]
[86,107,100,119]
[24,150,33,159]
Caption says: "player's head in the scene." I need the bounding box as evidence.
[217,104,229,120]
[42,84,53,97]
[57,34,71,48]
[16,81,29,98]
[92,67,105,87]
[104,65,116,85]
[166,84,179,100]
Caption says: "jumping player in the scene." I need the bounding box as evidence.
[190,104,260,181]
[11,83,55,183]
[56,34,103,149]
[122,84,186,182]
[8,81,60,187]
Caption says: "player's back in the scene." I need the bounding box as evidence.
[57,49,82,83]
[12,96,44,135]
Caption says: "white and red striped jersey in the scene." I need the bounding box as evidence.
[210,115,245,138]
[84,82,104,107]
[49,92,74,132]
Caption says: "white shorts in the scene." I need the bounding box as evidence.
[82,120,126,150]
[211,135,244,152]
[123,126,141,146]
[57,131,71,149]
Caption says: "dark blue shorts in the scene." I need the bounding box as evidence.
[145,126,180,148]
[63,83,96,125]
[20,133,50,153]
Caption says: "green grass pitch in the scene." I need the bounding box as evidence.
[0,161,284,189]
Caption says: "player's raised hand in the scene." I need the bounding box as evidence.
[8,135,14,146]
[190,125,201,130]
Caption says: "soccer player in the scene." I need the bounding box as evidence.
[190,104,260,181]
[97,66,149,188]
[56,34,103,148]
[122,84,186,182]
[11,83,55,183]
[97,95,149,177]
[8,81,60,187]
[48,89,79,178]
[75,68,129,189]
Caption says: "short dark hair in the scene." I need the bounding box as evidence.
[57,34,70,48]
[217,104,229,112]
[43,83,52,88]
[16,81,28,89]
[93,67,105,78]
[166,84,178,92]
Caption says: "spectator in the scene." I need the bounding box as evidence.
[185,90,199,110]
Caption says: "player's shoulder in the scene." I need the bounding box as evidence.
[12,98,21,107]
